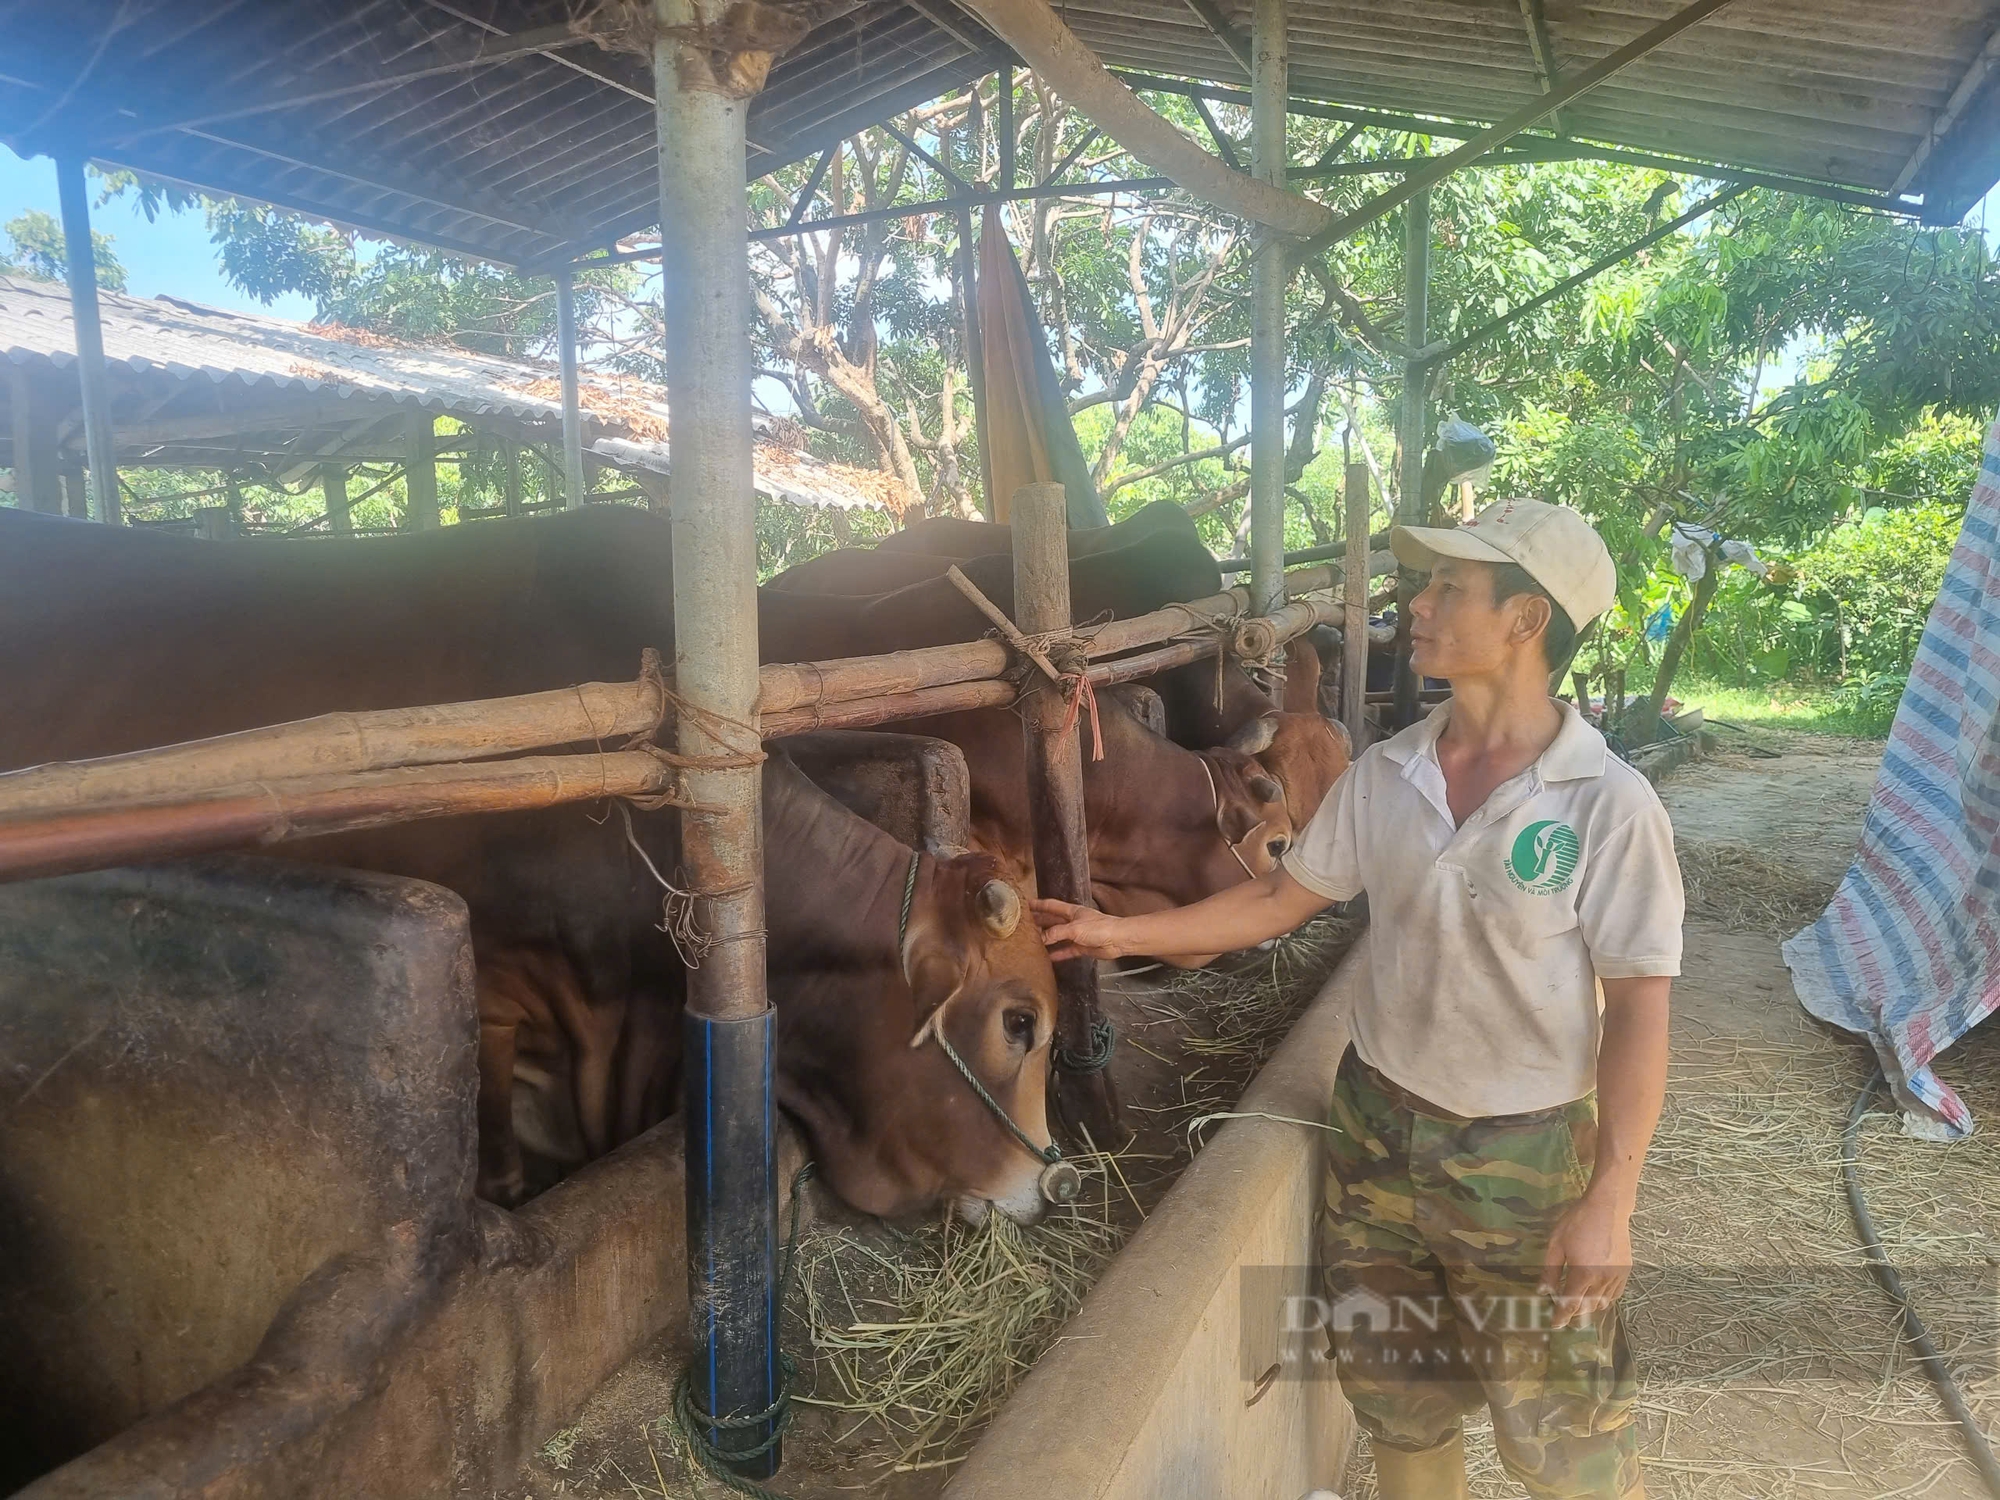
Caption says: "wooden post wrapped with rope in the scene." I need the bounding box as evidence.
[1011,481,1123,1145]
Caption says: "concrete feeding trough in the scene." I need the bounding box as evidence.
[945,945,1363,1500]
[0,734,975,1499]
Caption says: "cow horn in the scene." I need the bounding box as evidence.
[1226,713,1278,755]
[975,879,1021,938]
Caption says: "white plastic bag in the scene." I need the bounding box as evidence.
[1669,522,1712,582]
[1720,537,1769,579]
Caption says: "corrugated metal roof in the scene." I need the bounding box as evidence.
[1,0,1996,268]
[0,274,898,509]
[1072,0,2000,213]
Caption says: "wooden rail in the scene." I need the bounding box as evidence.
[0,576,1344,818]
[0,752,679,885]
[0,584,1343,885]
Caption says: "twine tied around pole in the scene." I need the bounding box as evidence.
[614,648,770,967]
[944,567,1104,762]
[623,647,768,811]
[1050,642,1104,761]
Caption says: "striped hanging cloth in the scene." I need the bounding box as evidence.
[1783,413,2000,1137]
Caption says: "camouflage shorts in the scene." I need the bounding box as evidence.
[1321,1049,1641,1499]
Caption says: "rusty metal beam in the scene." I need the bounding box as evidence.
[1518,0,1566,135]
[1188,93,1243,172]
[1429,183,1746,364]
[1179,0,1252,74]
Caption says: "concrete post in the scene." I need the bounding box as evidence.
[55,157,118,525]
[1247,0,1288,621]
[1341,460,1371,752]
[655,0,779,1477]
[8,366,62,513]
[1392,189,1431,728]
[405,414,438,530]
[556,270,587,509]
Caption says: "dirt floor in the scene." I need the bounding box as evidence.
[1348,728,2000,1500]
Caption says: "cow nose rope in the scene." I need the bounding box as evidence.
[1056,1018,1117,1074]
[897,853,1081,1206]
[671,1161,818,1500]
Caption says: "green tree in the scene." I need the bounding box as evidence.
[0,209,125,290]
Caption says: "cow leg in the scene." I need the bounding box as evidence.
[614,988,683,1146]
[547,942,625,1161]
[476,1016,527,1206]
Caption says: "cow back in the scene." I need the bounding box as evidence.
[867,498,1197,562]
[0,508,677,771]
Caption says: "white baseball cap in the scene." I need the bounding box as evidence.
[1391,498,1617,629]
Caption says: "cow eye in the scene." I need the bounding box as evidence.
[1003,1008,1037,1048]
[1267,835,1291,859]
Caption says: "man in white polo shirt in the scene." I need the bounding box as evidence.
[1036,500,1681,1499]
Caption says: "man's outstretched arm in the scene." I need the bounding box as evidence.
[1033,866,1334,963]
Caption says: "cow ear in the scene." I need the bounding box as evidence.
[1281,639,1322,715]
[1248,773,1283,804]
[1226,713,1278,755]
[975,879,1021,938]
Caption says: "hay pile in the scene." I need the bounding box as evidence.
[792,1158,1126,1472]
[787,912,1364,1479]
[1125,911,1366,1151]
[1676,839,1837,936]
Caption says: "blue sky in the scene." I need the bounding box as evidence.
[0,144,315,320]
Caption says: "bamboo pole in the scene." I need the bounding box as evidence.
[0,677,669,815]
[1013,481,1121,1145]
[0,592,1345,820]
[0,751,677,885]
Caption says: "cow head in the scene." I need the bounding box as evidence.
[1205,733,1296,876]
[796,852,1059,1227]
[1227,710,1353,829]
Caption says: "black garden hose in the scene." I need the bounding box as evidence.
[1843,1070,2000,1498]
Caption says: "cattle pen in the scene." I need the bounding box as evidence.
[6,2,2000,1498]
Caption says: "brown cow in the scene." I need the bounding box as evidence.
[0,511,1061,1223]
[761,502,1276,750]
[899,692,1299,957]
[761,506,1356,818]
[855,497,1194,563]
[313,755,1061,1220]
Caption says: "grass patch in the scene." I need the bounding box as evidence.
[1638,675,1895,738]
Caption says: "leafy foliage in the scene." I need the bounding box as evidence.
[0,209,125,289]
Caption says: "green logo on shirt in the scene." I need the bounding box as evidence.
[1506,820,1580,894]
